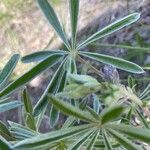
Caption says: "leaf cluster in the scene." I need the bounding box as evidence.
[0,0,149,150]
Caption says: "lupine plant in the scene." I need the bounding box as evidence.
[0,0,150,150]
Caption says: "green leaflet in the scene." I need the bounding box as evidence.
[33,58,67,117]
[0,121,13,141]
[78,13,140,49]
[0,136,12,150]
[67,73,99,85]
[94,142,119,149]
[37,0,70,49]
[121,107,132,124]
[128,75,135,89]
[22,88,36,131]
[86,106,100,120]
[58,83,100,99]
[79,51,144,73]
[139,83,150,99]
[0,101,22,113]
[0,121,11,136]
[91,43,150,53]
[136,108,149,128]
[49,65,67,127]
[62,117,76,129]
[68,129,94,150]
[69,0,79,48]
[0,54,20,87]
[107,128,141,150]
[86,130,99,150]
[62,99,88,129]
[100,104,125,124]
[8,121,38,140]
[65,57,77,74]
[0,53,63,98]
[49,95,97,123]
[21,50,65,63]
[35,106,47,130]
[107,123,150,143]
[102,130,113,150]
[25,113,36,131]
[13,124,92,150]
[22,88,33,115]
[93,94,100,114]
[57,73,100,99]
[33,85,49,118]
[49,105,60,128]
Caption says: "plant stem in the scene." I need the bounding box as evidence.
[77,55,105,78]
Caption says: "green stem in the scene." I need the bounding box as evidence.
[77,55,104,78]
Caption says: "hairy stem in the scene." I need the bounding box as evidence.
[77,55,104,78]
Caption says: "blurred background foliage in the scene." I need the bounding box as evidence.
[0,0,62,76]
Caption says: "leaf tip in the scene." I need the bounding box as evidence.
[134,67,145,74]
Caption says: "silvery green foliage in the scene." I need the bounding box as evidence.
[0,0,149,150]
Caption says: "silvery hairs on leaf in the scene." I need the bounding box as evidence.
[102,65,120,84]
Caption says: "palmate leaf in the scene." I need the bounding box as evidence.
[49,95,97,123]
[33,58,67,117]
[21,50,65,63]
[13,124,92,150]
[100,104,125,124]
[107,123,150,143]
[77,13,140,49]
[0,54,20,87]
[79,51,144,73]
[0,101,22,113]
[0,53,64,98]
[69,0,79,48]
[107,129,141,150]
[37,0,70,49]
